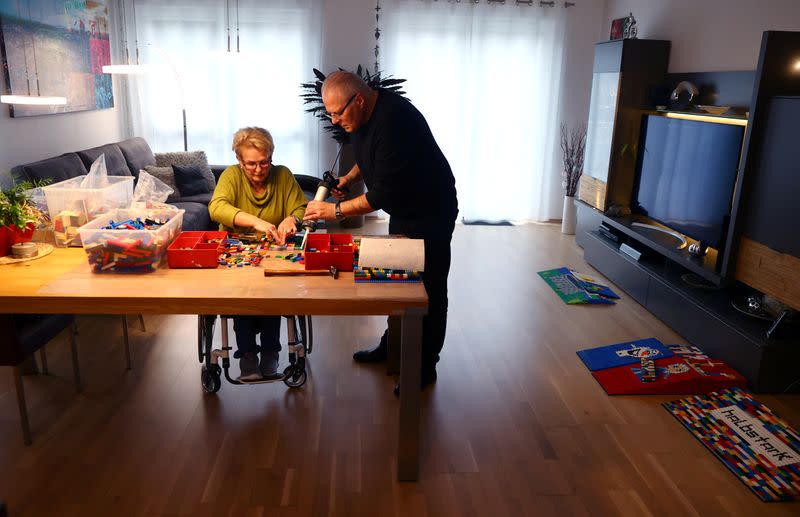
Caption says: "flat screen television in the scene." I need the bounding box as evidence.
[631,115,745,251]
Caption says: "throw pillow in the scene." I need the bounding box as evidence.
[143,165,180,197]
[173,164,213,197]
[155,150,216,192]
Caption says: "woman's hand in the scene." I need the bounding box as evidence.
[276,216,298,245]
[252,219,279,241]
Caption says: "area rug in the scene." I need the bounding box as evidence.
[577,337,673,371]
[664,387,800,502]
[592,355,746,395]
[538,267,618,304]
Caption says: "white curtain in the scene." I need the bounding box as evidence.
[123,0,322,171]
[383,1,567,222]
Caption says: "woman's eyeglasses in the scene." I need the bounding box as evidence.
[241,160,271,171]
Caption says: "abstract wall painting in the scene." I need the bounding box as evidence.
[0,0,113,117]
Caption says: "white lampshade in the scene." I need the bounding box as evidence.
[0,94,67,105]
[102,64,149,75]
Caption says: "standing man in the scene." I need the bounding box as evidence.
[303,71,458,395]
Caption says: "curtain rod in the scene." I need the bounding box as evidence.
[432,0,575,6]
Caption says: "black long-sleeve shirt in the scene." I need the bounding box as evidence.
[351,89,458,220]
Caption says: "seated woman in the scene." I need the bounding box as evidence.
[209,127,307,381]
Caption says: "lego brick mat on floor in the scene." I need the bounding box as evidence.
[664,387,800,502]
[577,339,747,395]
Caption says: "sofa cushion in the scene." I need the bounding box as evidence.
[155,151,216,191]
[173,164,213,197]
[118,137,156,178]
[172,201,213,232]
[169,192,213,204]
[21,153,88,184]
[77,144,132,177]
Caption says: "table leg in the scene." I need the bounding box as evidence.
[387,315,401,376]
[397,308,424,481]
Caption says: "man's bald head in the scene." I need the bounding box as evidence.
[321,71,378,133]
[322,71,371,99]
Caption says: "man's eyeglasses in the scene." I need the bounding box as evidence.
[241,160,271,171]
[326,93,357,120]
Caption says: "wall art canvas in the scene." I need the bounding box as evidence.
[0,0,113,117]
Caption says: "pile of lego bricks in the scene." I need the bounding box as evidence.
[219,237,269,267]
[53,210,87,246]
[84,217,171,273]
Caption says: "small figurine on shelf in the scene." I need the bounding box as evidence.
[623,12,638,39]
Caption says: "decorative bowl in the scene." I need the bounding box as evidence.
[697,105,730,115]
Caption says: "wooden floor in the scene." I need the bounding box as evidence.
[2,222,799,516]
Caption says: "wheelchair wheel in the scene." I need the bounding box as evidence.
[201,364,222,393]
[282,364,307,388]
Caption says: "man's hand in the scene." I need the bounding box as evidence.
[252,219,279,241]
[332,175,351,201]
[276,216,298,245]
[303,200,336,222]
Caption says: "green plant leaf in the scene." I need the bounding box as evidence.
[313,68,326,81]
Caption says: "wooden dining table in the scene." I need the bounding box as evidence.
[0,247,428,481]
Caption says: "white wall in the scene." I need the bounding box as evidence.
[603,0,800,72]
[553,0,606,220]
[0,0,128,184]
[317,0,377,173]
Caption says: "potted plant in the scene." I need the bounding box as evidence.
[0,182,42,256]
[560,122,587,235]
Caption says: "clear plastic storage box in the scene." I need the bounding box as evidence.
[42,175,134,247]
[77,207,184,273]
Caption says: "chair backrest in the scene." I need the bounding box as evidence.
[294,174,336,202]
[0,314,75,366]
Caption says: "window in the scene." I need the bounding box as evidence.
[125,0,321,171]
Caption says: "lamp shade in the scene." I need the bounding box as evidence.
[0,94,67,105]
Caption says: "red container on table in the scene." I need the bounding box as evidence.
[167,231,227,268]
[304,233,355,271]
[0,222,35,257]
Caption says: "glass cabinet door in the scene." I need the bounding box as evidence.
[584,72,620,184]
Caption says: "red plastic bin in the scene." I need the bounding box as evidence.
[167,231,227,268]
[304,233,355,271]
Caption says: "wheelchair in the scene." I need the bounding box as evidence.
[197,314,313,393]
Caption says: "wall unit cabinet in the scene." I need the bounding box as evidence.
[733,32,800,312]
[576,32,800,392]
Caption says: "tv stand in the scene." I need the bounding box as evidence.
[576,201,800,392]
[631,222,687,249]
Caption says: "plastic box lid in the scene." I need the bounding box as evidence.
[42,175,134,247]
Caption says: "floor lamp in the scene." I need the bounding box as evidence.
[102,0,187,151]
[105,53,188,152]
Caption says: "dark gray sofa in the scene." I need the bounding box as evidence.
[15,137,214,231]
